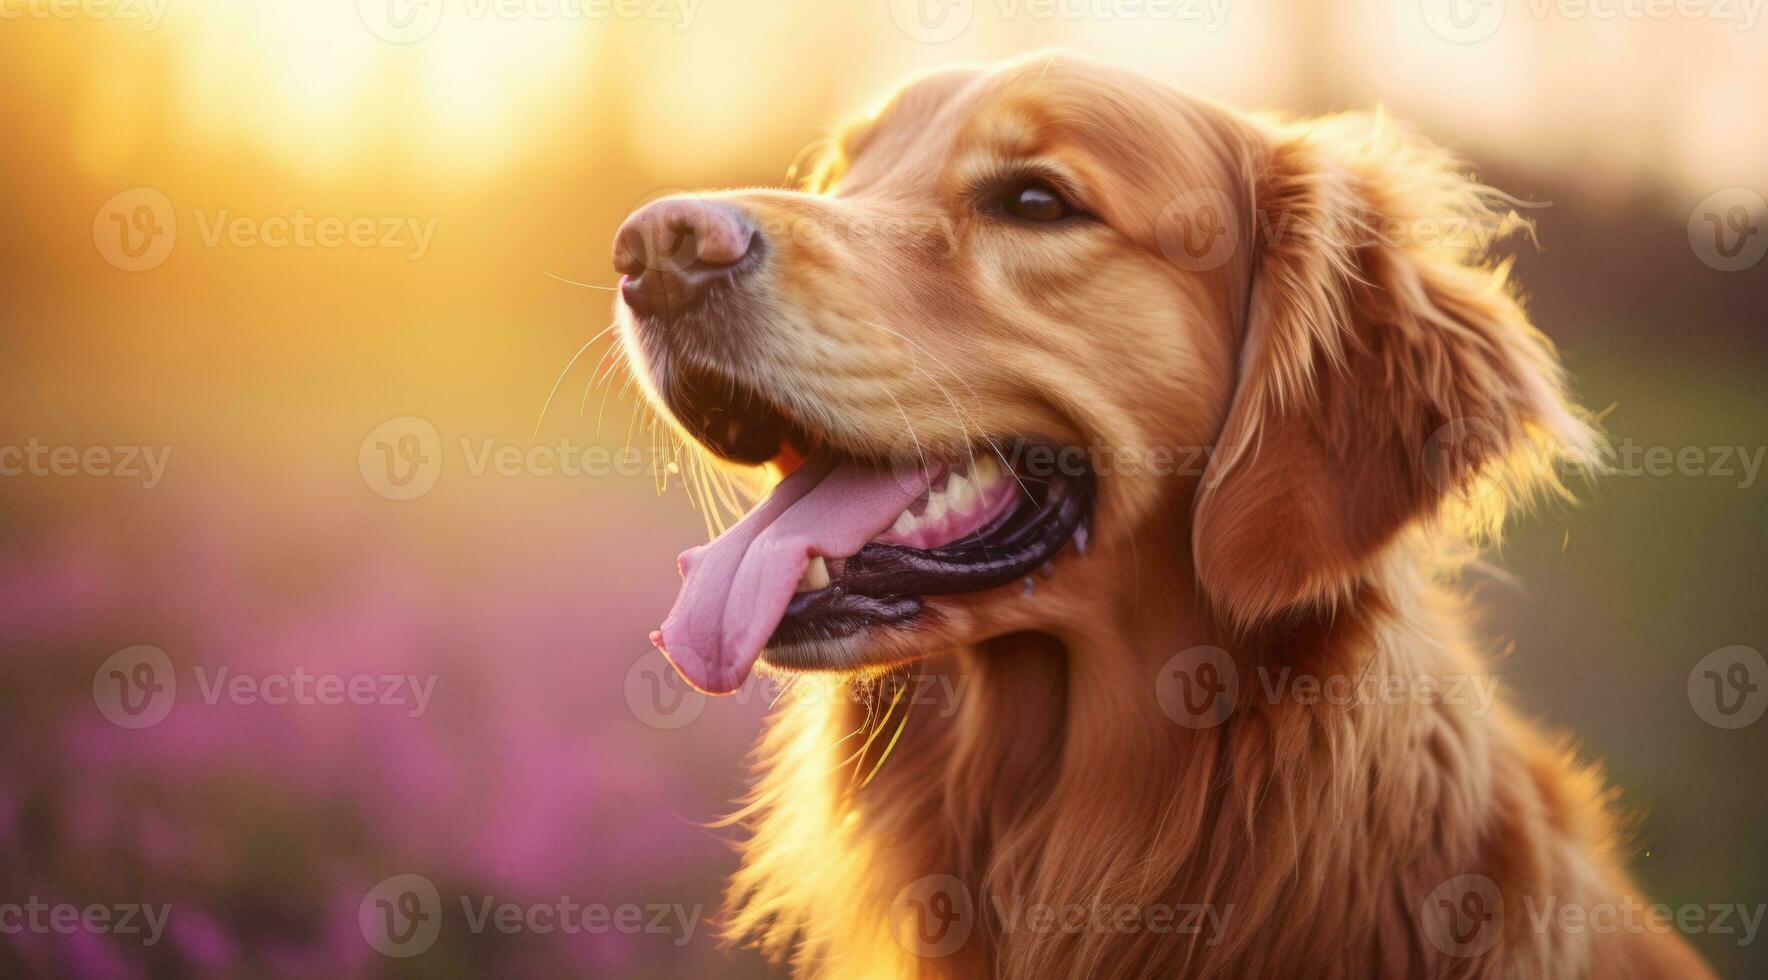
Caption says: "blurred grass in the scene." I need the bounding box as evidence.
[1496,332,1768,977]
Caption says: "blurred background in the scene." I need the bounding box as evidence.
[1,0,1764,976]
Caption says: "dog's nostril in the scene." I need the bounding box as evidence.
[613,227,647,278]
[666,226,696,265]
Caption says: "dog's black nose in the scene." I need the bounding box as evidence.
[613,197,757,317]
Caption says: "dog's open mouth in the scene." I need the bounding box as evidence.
[647,364,1091,694]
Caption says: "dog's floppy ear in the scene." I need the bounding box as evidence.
[1191,114,1593,628]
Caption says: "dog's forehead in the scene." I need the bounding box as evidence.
[831,69,1001,194]
[837,60,1206,202]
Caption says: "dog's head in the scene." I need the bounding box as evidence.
[616,54,1589,693]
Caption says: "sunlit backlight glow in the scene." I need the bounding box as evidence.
[166,0,586,175]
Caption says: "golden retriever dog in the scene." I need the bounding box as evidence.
[611,53,1713,978]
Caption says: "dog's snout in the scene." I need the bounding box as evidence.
[613,198,758,317]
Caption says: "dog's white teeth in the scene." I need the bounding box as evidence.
[797,556,830,592]
[886,452,1010,539]
[923,492,948,524]
[890,510,916,537]
[946,472,974,512]
[970,454,1002,492]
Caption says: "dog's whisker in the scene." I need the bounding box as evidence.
[853,320,976,454]
[533,321,617,437]
[856,680,914,790]
[882,389,931,487]
[683,450,706,534]
[766,673,801,711]
[705,458,746,522]
[542,269,619,291]
[856,317,1036,506]
[904,355,1037,508]
[848,681,904,788]
[578,342,626,420]
[593,347,630,438]
[693,452,726,539]
[623,392,647,467]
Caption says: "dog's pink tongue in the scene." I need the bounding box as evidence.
[651,458,935,694]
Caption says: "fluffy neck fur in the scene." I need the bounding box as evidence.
[723,529,1673,979]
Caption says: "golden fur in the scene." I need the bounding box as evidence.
[621,53,1713,979]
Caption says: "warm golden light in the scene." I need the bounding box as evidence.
[2,3,1763,977]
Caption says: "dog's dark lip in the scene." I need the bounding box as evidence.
[763,442,1093,657]
[652,359,818,466]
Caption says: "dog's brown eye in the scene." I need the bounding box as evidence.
[1007,183,1070,222]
